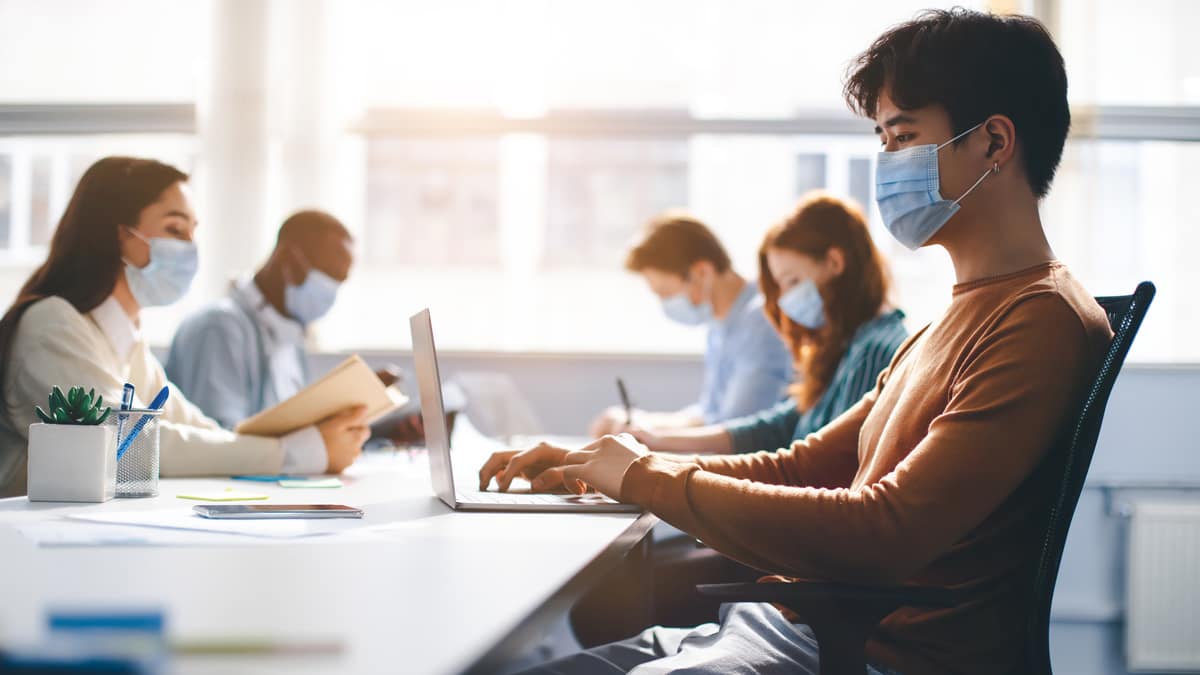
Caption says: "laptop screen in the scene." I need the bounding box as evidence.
[409,309,456,507]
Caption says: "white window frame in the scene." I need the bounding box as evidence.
[0,103,196,267]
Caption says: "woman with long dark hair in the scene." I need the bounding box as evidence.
[0,156,369,497]
[631,191,907,454]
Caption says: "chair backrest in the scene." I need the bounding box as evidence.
[1027,281,1156,673]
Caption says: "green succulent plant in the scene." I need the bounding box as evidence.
[35,386,111,426]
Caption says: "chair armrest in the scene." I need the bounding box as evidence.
[696,580,959,609]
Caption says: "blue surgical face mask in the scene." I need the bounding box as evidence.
[778,280,825,329]
[122,228,199,308]
[875,122,997,250]
[285,268,340,325]
[661,291,713,326]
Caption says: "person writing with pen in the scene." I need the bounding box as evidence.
[590,212,793,436]
[0,157,370,499]
[622,192,908,458]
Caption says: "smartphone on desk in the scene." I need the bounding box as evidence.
[193,504,363,519]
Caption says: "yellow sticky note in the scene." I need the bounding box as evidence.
[177,488,269,502]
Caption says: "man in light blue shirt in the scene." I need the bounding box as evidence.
[166,210,404,431]
[696,282,792,423]
[589,211,792,436]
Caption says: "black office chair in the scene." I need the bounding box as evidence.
[697,281,1156,675]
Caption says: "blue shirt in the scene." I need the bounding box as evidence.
[165,279,310,430]
[697,283,793,424]
[725,309,909,452]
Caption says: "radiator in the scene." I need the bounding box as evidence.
[1127,501,1200,672]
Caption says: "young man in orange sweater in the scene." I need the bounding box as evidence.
[480,9,1113,674]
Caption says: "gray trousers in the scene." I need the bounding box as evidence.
[519,602,901,675]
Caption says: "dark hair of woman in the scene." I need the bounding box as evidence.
[0,156,188,406]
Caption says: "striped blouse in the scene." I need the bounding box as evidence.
[725,309,908,453]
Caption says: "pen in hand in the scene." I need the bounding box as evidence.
[616,377,633,427]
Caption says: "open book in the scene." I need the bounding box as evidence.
[235,355,408,437]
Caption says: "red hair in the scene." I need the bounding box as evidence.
[759,192,890,409]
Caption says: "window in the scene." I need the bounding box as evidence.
[2,0,1195,362]
[339,0,1008,353]
[29,154,53,247]
[1043,0,1200,361]
[1041,140,1200,361]
[545,137,689,268]
[339,0,1198,362]
[0,0,206,342]
[796,154,829,196]
[0,137,196,268]
[365,138,501,266]
[1057,0,1200,106]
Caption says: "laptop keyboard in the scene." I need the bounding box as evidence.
[458,491,571,505]
[456,490,626,506]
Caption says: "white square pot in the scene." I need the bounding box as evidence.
[26,423,117,502]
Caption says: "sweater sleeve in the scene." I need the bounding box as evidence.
[139,345,287,477]
[724,400,802,454]
[4,298,288,486]
[692,389,874,489]
[620,294,1094,584]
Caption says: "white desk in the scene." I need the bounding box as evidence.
[0,445,656,674]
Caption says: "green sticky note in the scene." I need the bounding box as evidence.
[177,488,270,501]
[278,478,343,489]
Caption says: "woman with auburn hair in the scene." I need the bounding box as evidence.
[630,191,907,455]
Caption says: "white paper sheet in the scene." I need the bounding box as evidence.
[17,515,412,548]
[64,510,354,539]
[16,519,265,547]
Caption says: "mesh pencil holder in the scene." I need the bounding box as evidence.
[106,409,164,498]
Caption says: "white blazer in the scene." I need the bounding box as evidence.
[0,296,286,497]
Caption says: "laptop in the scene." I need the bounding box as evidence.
[410,309,641,513]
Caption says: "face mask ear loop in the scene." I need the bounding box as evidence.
[952,162,999,206]
[121,226,150,268]
[123,225,152,244]
[936,122,985,152]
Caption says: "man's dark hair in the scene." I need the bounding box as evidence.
[844,8,1070,198]
[277,209,351,248]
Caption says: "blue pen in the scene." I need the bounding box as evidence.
[116,383,135,445]
[116,386,169,461]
